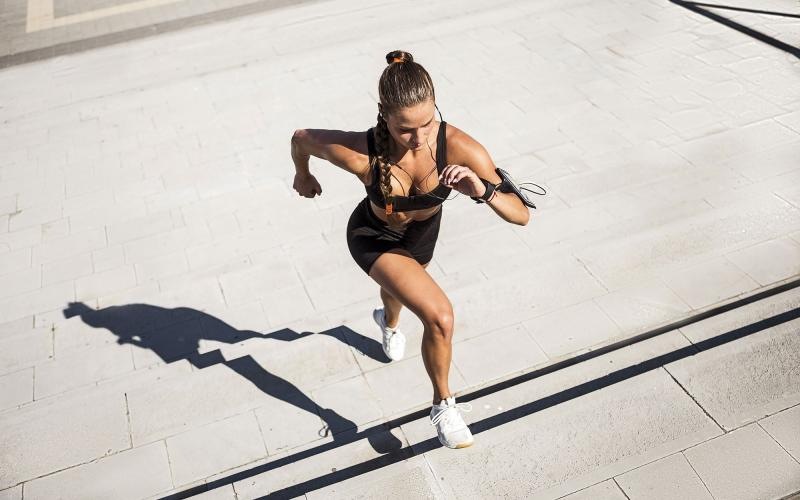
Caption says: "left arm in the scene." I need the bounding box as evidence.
[440,129,530,226]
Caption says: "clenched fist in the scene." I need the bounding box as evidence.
[293,172,323,198]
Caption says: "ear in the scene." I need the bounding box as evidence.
[377,103,385,117]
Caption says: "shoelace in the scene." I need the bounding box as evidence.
[385,330,404,347]
[380,312,403,347]
[430,401,473,427]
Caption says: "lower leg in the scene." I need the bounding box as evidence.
[380,287,403,329]
[420,323,453,404]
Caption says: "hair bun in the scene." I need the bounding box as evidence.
[385,50,413,65]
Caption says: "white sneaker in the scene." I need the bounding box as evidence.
[430,396,474,449]
[373,308,406,361]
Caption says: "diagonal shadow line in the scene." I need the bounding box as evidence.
[686,2,800,20]
[670,0,800,59]
[257,306,800,499]
[163,278,800,499]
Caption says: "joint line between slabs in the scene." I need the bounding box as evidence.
[681,449,716,499]
[758,418,800,467]
[662,365,725,433]
[611,477,632,500]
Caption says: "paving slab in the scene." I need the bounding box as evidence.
[663,256,760,310]
[310,375,385,433]
[451,323,549,388]
[146,485,237,500]
[0,327,53,375]
[522,299,622,359]
[306,455,445,500]
[679,286,800,344]
[576,194,800,292]
[400,330,717,499]
[725,238,800,287]
[231,427,408,499]
[760,404,800,463]
[363,352,468,417]
[125,360,272,445]
[0,486,21,500]
[593,278,692,336]
[0,368,33,411]
[23,441,173,500]
[561,480,627,500]
[667,316,800,430]
[166,411,267,487]
[0,281,74,324]
[0,390,130,489]
[34,342,135,398]
[615,452,713,500]
[0,248,31,277]
[0,316,34,340]
[407,367,719,499]
[684,424,800,500]
[254,392,335,455]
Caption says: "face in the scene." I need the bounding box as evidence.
[383,100,436,151]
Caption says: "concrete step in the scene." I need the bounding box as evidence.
[197,283,800,499]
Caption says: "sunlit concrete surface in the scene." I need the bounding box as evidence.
[1,0,799,497]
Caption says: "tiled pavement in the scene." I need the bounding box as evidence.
[1,0,799,497]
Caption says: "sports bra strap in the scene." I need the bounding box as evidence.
[435,122,447,173]
[366,128,377,158]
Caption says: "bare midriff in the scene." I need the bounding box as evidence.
[367,200,441,226]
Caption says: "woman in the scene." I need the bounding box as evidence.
[290,50,530,449]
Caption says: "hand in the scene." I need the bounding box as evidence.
[439,164,485,197]
[293,172,322,198]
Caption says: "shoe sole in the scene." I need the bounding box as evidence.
[438,437,474,449]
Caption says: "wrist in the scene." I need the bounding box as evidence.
[291,135,311,175]
[470,178,496,204]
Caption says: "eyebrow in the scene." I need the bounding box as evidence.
[398,115,435,130]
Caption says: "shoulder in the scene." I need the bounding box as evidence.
[443,124,501,182]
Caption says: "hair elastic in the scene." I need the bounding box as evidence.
[391,57,404,63]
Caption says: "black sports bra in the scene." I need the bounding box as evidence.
[365,122,452,212]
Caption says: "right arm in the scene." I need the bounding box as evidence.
[291,129,369,198]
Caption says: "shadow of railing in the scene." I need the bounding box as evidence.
[670,0,800,59]
[158,278,800,499]
[254,305,800,499]
[62,301,402,455]
[683,2,800,19]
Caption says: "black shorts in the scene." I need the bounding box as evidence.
[346,197,442,275]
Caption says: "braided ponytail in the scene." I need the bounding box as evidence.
[374,113,394,210]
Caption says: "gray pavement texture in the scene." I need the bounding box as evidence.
[1,0,799,498]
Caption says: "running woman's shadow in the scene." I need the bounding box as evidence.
[62,302,401,453]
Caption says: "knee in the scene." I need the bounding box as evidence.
[423,307,454,342]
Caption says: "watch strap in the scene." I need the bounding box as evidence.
[471,178,496,203]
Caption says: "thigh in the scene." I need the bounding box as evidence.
[369,250,451,321]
